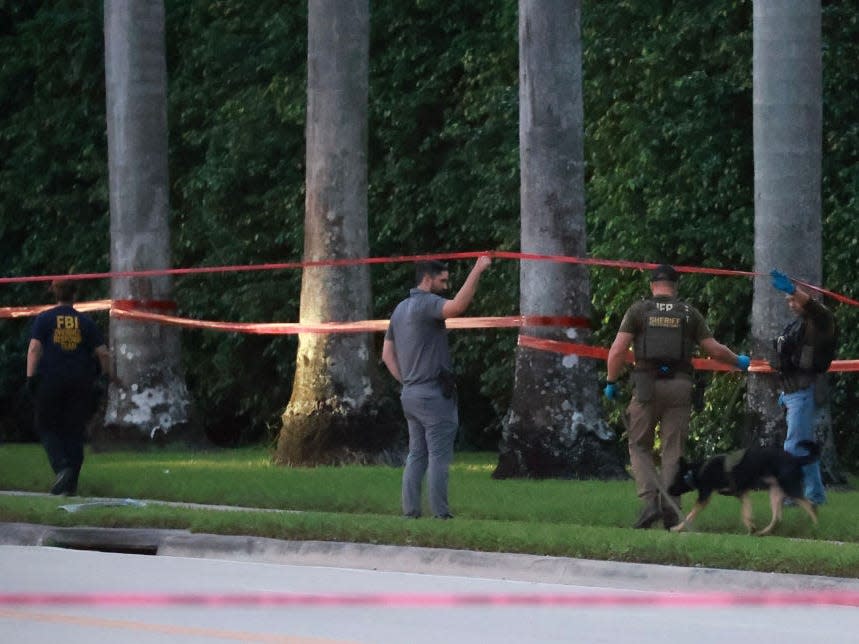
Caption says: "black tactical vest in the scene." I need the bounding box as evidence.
[634,298,692,366]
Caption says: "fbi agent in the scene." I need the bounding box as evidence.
[27,280,113,495]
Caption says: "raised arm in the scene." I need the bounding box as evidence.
[441,256,492,319]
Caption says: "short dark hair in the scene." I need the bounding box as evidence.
[415,260,447,285]
[50,279,78,302]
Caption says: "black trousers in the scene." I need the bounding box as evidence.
[34,376,92,487]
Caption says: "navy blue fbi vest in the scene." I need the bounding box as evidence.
[31,305,103,381]
[635,298,692,367]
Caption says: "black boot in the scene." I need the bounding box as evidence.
[633,500,661,529]
[50,468,75,495]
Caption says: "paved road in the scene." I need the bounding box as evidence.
[3,544,859,644]
[3,525,859,644]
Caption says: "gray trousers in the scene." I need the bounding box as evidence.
[400,387,459,517]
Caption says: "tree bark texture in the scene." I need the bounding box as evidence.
[102,0,192,443]
[748,1,840,481]
[276,0,401,466]
[494,0,625,479]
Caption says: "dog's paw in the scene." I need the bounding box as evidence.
[670,523,686,533]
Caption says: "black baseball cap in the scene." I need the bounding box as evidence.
[650,264,679,282]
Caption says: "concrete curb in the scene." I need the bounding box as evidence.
[0,521,191,554]
[3,521,859,593]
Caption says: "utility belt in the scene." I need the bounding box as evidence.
[636,360,693,379]
[631,362,693,403]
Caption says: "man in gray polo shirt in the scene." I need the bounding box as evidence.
[382,256,491,518]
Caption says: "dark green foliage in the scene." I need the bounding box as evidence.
[368,0,520,447]
[820,1,859,467]
[585,1,753,340]
[0,1,109,439]
[1,1,858,467]
[164,1,309,445]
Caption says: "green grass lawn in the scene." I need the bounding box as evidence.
[2,444,858,578]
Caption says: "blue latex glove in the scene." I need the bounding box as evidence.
[736,355,751,371]
[603,382,618,400]
[770,269,796,295]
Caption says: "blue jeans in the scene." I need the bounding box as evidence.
[782,387,826,505]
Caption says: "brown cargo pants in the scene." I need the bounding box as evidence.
[627,375,694,506]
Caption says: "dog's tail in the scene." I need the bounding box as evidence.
[794,440,821,466]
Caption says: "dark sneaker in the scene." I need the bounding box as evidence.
[633,502,661,529]
[50,468,74,495]
[403,512,421,519]
[433,513,454,520]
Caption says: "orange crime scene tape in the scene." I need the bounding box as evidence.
[2,252,857,372]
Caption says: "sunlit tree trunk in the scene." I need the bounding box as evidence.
[494,0,625,479]
[275,0,399,465]
[748,0,840,480]
[102,0,192,443]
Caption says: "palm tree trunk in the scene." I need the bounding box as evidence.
[275,0,400,466]
[494,0,625,479]
[102,0,192,443]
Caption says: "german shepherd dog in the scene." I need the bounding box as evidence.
[667,440,820,536]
